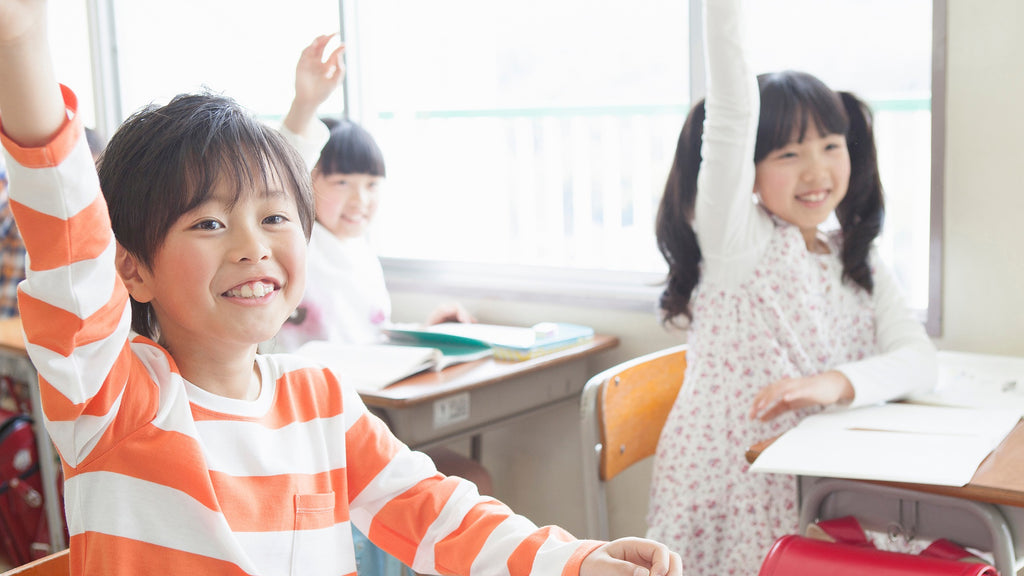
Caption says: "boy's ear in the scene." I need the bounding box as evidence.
[115,243,154,303]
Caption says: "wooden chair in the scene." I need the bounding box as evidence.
[578,345,687,540]
[0,549,69,576]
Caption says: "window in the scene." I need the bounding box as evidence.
[49,2,96,128]
[354,0,687,277]
[349,0,942,332]
[111,0,343,123]
[58,0,943,331]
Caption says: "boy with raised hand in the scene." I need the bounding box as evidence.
[0,1,682,574]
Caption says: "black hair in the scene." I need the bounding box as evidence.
[97,92,315,339]
[314,120,386,178]
[655,71,884,327]
[319,116,342,131]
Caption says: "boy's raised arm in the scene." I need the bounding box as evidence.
[0,0,66,148]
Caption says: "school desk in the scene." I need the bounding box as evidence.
[746,418,1024,575]
[359,334,619,454]
[0,316,618,554]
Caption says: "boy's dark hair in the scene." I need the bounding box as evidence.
[655,70,884,326]
[315,120,386,177]
[97,92,315,339]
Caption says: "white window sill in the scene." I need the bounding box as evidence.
[381,258,665,313]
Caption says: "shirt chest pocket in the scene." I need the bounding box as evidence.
[291,492,339,575]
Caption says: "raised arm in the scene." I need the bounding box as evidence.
[694,0,773,286]
[0,0,66,147]
[1,0,145,468]
[280,33,344,167]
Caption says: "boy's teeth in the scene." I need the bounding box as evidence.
[227,282,274,298]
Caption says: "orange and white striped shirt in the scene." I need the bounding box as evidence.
[0,87,602,576]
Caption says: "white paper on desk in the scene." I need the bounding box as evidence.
[294,342,441,392]
[749,403,1021,486]
[906,351,1024,414]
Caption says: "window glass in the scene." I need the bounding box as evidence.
[358,0,688,273]
[112,0,343,122]
[50,1,96,128]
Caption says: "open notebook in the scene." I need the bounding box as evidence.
[749,403,1021,486]
[294,341,492,392]
[750,352,1024,486]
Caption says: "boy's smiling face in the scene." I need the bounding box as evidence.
[124,172,307,354]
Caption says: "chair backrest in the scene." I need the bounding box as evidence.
[579,345,686,540]
[0,549,69,576]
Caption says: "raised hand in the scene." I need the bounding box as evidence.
[282,33,346,139]
[0,0,65,147]
[0,0,45,46]
[294,33,346,109]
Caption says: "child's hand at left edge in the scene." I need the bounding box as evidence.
[0,0,44,45]
[0,0,66,148]
[581,537,682,576]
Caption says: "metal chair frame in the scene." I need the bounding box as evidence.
[579,345,687,539]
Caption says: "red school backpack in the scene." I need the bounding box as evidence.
[0,406,52,566]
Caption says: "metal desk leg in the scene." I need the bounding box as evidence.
[27,373,65,552]
[799,478,1015,576]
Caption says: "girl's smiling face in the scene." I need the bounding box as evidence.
[312,170,382,240]
[754,129,850,248]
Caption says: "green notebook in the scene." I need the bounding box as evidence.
[385,322,594,361]
[381,327,494,360]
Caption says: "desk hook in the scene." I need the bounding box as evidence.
[887,498,919,544]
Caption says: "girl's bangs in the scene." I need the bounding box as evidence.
[755,71,849,162]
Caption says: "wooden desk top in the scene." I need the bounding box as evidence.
[359,334,619,409]
[747,419,1024,508]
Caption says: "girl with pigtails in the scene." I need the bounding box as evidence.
[646,0,937,573]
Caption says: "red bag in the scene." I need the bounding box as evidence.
[759,535,999,576]
[0,407,51,566]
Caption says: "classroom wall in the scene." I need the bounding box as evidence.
[935,0,1024,357]
[390,0,1024,540]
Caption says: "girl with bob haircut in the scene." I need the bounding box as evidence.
[0,2,682,575]
[646,0,936,573]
